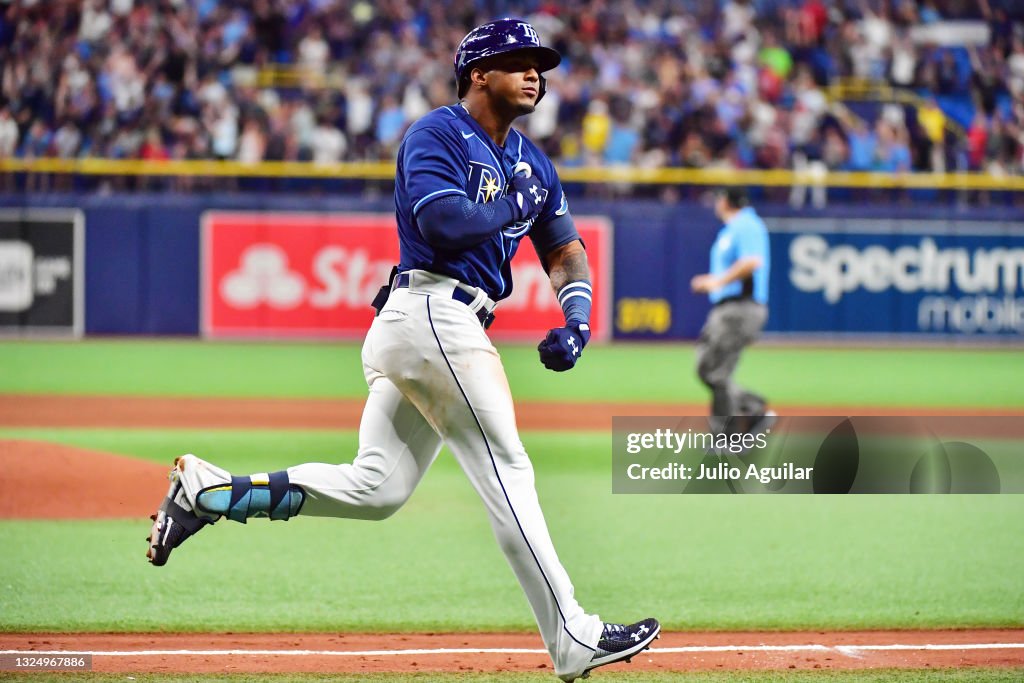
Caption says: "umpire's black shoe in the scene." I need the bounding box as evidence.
[583,618,660,677]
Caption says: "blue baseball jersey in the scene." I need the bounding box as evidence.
[395,104,577,301]
[709,207,770,305]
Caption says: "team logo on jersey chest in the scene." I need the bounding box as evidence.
[468,161,502,203]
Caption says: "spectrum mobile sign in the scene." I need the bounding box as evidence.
[766,218,1024,336]
[202,211,610,340]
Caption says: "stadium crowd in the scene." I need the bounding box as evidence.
[1,0,1022,188]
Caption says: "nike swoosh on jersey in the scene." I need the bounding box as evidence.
[461,131,475,139]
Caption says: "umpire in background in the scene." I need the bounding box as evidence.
[690,187,771,434]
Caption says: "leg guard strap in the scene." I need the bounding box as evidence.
[197,470,305,523]
[228,476,252,523]
[267,470,292,521]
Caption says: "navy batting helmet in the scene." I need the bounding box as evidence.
[454,18,561,102]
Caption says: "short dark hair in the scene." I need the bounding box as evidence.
[719,187,749,209]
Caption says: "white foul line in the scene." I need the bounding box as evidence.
[0,649,547,657]
[0,643,1022,657]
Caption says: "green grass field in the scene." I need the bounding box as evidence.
[2,340,1023,407]
[1,340,1022,681]
[1,428,1021,632]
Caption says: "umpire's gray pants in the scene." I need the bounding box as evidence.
[695,300,768,424]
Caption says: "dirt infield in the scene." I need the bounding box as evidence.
[3,394,1022,431]
[0,440,169,519]
[1,394,1022,519]
[1,631,1022,674]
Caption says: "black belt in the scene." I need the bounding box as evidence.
[393,272,495,329]
[713,295,759,308]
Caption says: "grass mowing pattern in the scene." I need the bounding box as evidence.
[0,670,1022,682]
[1,340,1022,407]
[0,429,1021,632]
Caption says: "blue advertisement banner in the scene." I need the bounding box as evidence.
[1,193,1019,339]
[765,219,1023,336]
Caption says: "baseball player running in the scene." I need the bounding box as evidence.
[147,18,659,681]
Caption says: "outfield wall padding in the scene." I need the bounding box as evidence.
[1,194,1019,339]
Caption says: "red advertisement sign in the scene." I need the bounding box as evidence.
[202,212,611,340]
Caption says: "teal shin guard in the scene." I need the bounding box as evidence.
[196,470,305,523]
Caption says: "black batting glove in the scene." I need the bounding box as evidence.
[506,173,546,223]
[537,323,591,372]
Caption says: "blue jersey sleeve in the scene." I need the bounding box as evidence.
[528,161,580,258]
[402,126,469,216]
[536,161,568,225]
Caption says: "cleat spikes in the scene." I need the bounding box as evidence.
[147,455,214,567]
[584,618,660,678]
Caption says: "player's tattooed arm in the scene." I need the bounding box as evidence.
[544,239,589,292]
[538,238,592,371]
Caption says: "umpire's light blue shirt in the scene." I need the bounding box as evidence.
[709,207,770,305]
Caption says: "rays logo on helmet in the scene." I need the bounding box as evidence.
[468,161,502,203]
[517,22,539,45]
[453,19,561,100]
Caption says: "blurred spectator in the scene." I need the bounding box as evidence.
[1008,38,1024,98]
[289,100,316,157]
[722,0,756,42]
[846,117,878,171]
[918,97,947,171]
[604,99,640,164]
[140,127,169,162]
[297,25,329,74]
[19,119,52,159]
[205,100,239,160]
[581,97,611,164]
[822,127,850,170]
[0,0,1019,185]
[889,32,917,87]
[759,30,794,82]
[967,112,989,170]
[874,120,912,172]
[0,107,19,158]
[53,119,82,159]
[236,118,266,164]
[78,0,111,44]
[374,94,405,158]
[860,1,894,80]
[311,114,347,164]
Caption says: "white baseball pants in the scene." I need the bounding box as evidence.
[286,272,601,680]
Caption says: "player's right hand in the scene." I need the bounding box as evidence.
[506,173,546,223]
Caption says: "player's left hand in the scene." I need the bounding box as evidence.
[537,324,590,372]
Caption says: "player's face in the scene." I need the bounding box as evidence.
[479,54,542,115]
